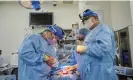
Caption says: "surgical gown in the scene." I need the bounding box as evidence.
[69,51,85,74]
[69,51,78,65]
[18,34,56,80]
[78,23,118,80]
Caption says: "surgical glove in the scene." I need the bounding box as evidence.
[44,54,49,61]
[76,45,87,54]
[48,56,56,64]
[44,54,56,67]
[65,65,77,72]
[75,71,80,76]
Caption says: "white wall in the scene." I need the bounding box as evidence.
[130,1,133,24]
[41,3,79,29]
[0,1,78,62]
[0,2,28,63]
[110,1,132,31]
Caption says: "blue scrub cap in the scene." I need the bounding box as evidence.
[47,25,65,40]
[77,28,89,39]
[79,9,98,23]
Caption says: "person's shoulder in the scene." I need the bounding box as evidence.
[101,24,114,34]
[26,33,41,41]
[29,33,40,38]
[97,24,113,37]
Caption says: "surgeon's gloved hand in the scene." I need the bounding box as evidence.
[76,45,87,54]
[65,65,77,72]
[44,54,56,67]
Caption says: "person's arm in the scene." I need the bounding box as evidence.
[73,64,78,69]
[85,31,113,59]
[65,64,78,72]
[18,35,44,66]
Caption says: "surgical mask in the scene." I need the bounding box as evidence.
[84,18,93,29]
[46,33,57,45]
[47,37,57,45]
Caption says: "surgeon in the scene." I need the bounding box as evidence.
[50,28,89,80]
[65,28,89,72]
[18,25,65,80]
[76,9,118,80]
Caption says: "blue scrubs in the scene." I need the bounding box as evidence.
[69,51,85,74]
[79,23,118,80]
[18,34,56,80]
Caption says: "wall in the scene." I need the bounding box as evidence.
[41,3,79,29]
[0,2,28,63]
[0,1,78,63]
[130,1,133,24]
[110,1,132,31]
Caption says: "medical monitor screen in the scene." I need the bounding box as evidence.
[30,12,53,25]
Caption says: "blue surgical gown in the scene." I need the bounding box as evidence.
[78,23,118,80]
[18,34,56,80]
[69,51,85,74]
[69,51,78,65]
